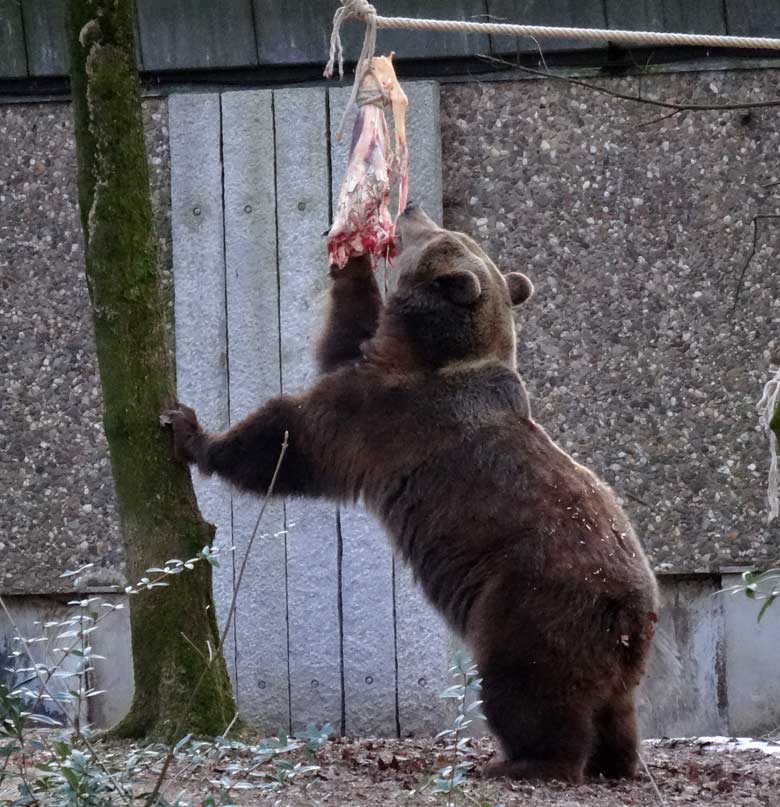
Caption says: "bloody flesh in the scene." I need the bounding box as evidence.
[327,55,408,269]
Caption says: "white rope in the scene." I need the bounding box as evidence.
[324,0,780,63]
[323,0,780,135]
[757,369,780,523]
[374,16,780,51]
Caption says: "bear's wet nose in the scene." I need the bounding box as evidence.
[403,200,417,215]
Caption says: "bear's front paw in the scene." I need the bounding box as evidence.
[329,252,374,279]
[161,403,205,467]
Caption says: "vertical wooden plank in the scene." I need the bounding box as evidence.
[403,83,445,226]
[221,89,290,732]
[340,508,397,736]
[274,87,342,733]
[328,85,398,737]
[252,0,331,64]
[0,0,27,77]
[22,0,67,76]
[136,0,257,72]
[169,92,234,690]
[254,0,489,64]
[393,81,453,737]
[605,0,662,31]
[376,0,491,57]
[488,0,606,52]
[660,0,726,34]
[726,0,780,38]
[606,0,726,34]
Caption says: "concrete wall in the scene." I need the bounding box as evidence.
[2,575,778,737]
[0,594,133,729]
[722,572,780,735]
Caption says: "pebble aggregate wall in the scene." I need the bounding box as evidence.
[1,100,171,593]
[440,70,780,572]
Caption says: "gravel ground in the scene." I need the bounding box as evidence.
[4,735,779,806]
[253,736,780,807]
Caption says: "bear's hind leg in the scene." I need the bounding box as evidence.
[481,667,595,784]
[585,688,639,780]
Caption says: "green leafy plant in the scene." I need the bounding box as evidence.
[0,534,327,806]
[420,651,484,804]
[175,725,330,799]
[721,568,780,622]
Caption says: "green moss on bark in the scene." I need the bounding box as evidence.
[66,0,236,741]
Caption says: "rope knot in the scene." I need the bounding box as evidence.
[324,0,378,80]
[345,0,377,22]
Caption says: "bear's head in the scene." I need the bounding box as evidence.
[375,204,533,371]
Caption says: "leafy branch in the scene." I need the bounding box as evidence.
[420,652,484,805]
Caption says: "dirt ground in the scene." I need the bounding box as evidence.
[3,735,779,806]
[241,736,779,807]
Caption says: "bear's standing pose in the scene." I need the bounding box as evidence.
[167,205,659,783]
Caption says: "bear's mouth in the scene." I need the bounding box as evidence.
[395,204,441,253]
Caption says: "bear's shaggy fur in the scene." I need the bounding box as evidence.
[167,206,659,783]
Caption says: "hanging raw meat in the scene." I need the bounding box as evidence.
[327,54,408,269]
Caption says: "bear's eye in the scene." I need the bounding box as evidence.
[432,270,482,306]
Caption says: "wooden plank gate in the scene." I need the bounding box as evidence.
[170,82,455,737]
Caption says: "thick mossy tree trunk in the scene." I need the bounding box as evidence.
[66,0,236,740]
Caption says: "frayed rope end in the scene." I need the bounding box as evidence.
[324,0,377,80]
[757,368,780,523]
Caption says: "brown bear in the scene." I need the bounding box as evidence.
[166,204,659,783]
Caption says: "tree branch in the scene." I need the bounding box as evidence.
[731,215,780,317]
[478,54,780,114]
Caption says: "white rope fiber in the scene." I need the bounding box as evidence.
[758,370,780,523]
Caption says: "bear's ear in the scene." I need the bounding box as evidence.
[505,272,534,306]
[435,270,482,306]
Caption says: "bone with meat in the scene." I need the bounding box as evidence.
[327,55,408,269]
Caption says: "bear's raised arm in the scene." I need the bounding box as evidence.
[315,254,383,374]
[164,399,315,497]
[165,370,368,500]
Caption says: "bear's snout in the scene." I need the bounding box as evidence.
[396,204,441,254]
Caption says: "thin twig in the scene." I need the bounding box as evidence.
[219,432,289,654]
[527,35,549,74]
[625,491,650,507]
[731,214,780,317]
[144,433,289,807]
[479,53,780,113]
[637,108,685,128]
[638,749,668,807]
[145,752,175,807]
[180,632,211,665]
